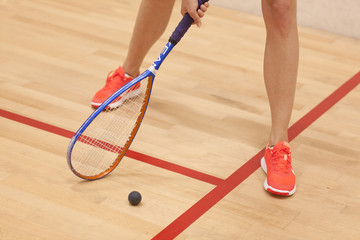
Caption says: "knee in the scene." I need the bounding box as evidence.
[263,0,296,36]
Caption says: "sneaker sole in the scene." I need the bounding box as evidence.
[260,157,296,196]
[91,88,142,109]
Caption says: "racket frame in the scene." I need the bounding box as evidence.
[67,43,174,180]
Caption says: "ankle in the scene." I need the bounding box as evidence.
[268,134,289,146]
[122,64,139,77]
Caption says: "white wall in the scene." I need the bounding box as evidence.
[212,0,360,39]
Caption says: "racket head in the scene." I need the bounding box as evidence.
[67,71,155,180]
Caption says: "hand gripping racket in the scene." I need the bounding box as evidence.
[67,0,209,180]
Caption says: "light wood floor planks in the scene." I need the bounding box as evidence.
[1,0,360,239]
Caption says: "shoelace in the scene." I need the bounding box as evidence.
[104,69,128,91]
[270,145,292,173]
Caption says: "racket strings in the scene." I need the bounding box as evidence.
[71,77,152,178]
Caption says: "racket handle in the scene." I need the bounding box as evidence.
[169,0,209,45]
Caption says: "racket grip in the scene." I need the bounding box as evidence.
[169,0,209,45]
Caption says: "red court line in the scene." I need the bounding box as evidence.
[152,71,360,239]
[126,150,223,186]
[288,72,360,141]
[0,109,224,186]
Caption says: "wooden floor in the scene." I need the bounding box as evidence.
[1,0,360,239]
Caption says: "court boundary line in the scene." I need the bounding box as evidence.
[0,109,224,186]
[152,71,360,239]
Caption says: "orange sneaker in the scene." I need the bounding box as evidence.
[261,141,296,196]
[91,66,140,109]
